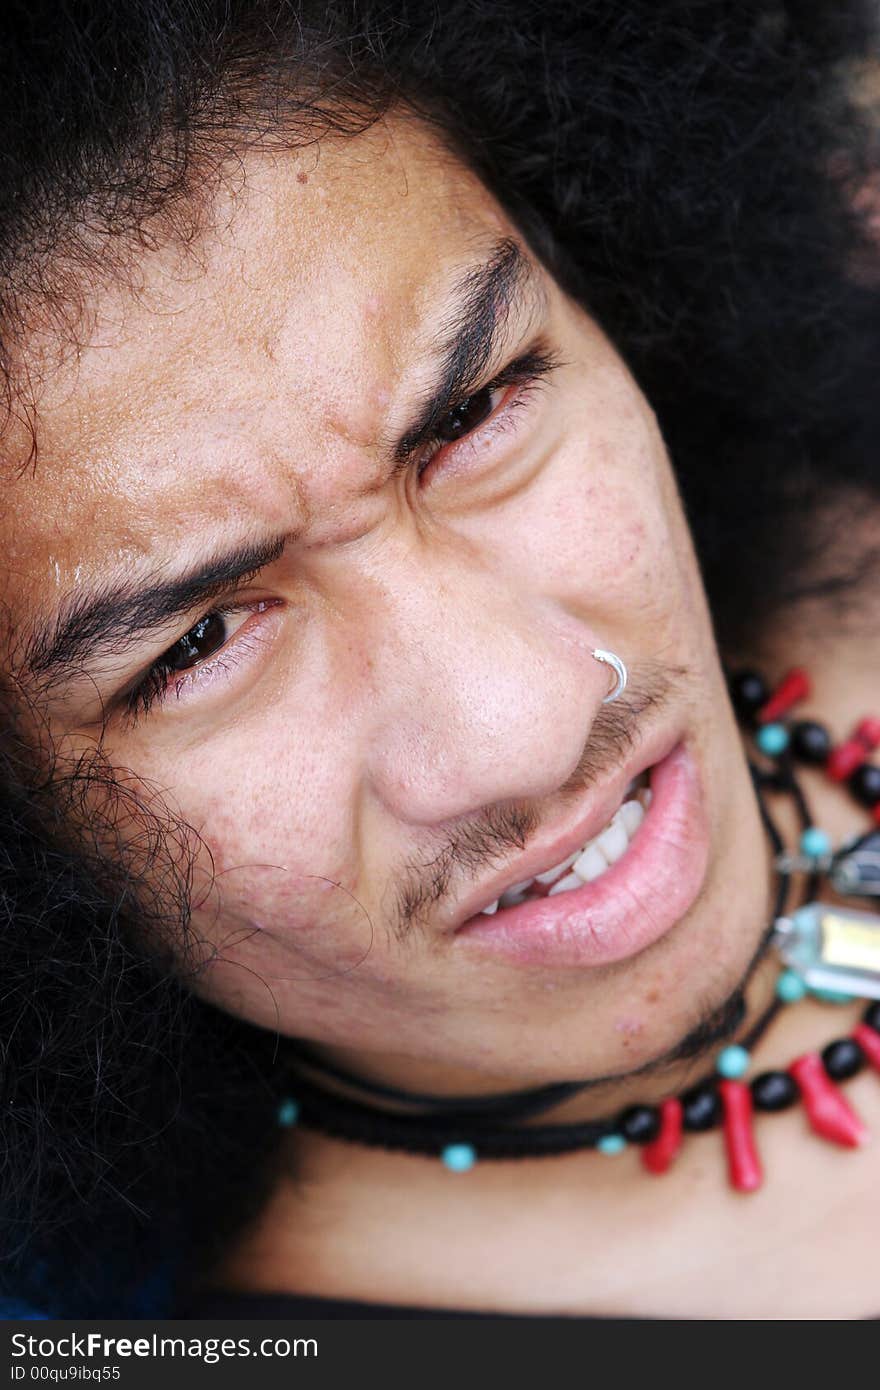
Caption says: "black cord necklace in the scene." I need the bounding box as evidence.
[274,667,880,1192]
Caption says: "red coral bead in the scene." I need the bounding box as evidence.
[853,1023,880,1072]
[827,738,870,782]
[788,1052,868,1147]
[641,1096,683,1175]
[856,718,880,749]
[757,668,811,724]
[827,719,880,781]
[718,1080,763,1192]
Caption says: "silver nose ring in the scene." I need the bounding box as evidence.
[592,649,628,704]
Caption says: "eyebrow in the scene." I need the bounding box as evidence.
[25,237,543,691]
[392,236,540,463]
[25,534,288,686]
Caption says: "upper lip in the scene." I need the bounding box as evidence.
[449,724,681,931]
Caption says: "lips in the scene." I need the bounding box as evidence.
[481,777,650,912]
[448,724,682,930]
[452,738,710,969]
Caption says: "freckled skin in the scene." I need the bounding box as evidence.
[3,119,771,1102]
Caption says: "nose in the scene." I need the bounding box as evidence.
[349,536,613,826]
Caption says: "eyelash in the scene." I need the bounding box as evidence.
[416,346,561,479]
[121,603,277,724]
[121,347,562,723]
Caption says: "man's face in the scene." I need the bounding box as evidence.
[4,118,770,1088]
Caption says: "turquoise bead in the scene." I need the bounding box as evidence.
[441,1143,477,1172]
[800,826,831,859]
[756,723,789,756]
[277,1097,300,1128]
[597,1134,626,1155]
[808,986,856,1005]
[776,969,807,1003]
[716,1044,750,1079]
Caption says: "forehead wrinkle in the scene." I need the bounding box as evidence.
[5,127,542,623]
[268,270,420,479]
[3,429,307,650]
[11,248,517,622]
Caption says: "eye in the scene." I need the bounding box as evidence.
[416,345,563,482]
[121,601,277,722]
[164,612,228,673]
[434,384,503,445]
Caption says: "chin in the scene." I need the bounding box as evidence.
[502,867,773,1087]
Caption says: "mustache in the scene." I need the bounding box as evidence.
[391,658,689,940]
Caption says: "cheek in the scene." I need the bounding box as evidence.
[130,722,362,938]
[499,377,688,620]
[193,858,372,967]
[183,834,433,1041]
[185,810,383,1001]
[192,785,354,902]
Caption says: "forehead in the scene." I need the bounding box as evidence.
[2,118,511,621]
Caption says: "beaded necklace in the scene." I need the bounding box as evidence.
[274,667,880,1193]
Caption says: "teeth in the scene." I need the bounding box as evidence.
[571,843,607,881]
[548,871,584,896]
[620,799,645,836]
[534,851,579,884]
[477,774,653,916]
[499,877,534,907]
[593,811,629,864]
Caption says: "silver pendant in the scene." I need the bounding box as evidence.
[773,901,880,999]
[829,830,880,898]
[774,830,880,900]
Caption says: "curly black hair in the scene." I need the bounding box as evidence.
[1,1,878,1317]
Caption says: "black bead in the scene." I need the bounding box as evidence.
[750,1070,799,1112]
[849,762,880,809]
[864,1001,880,1034]
[681,1082,722,1132]
[729,670,769,723]
[821,1037,865,1080]
[618,1104,661,1145]
[790,719,832,766]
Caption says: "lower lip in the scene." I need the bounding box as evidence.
[453,740,710,969]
